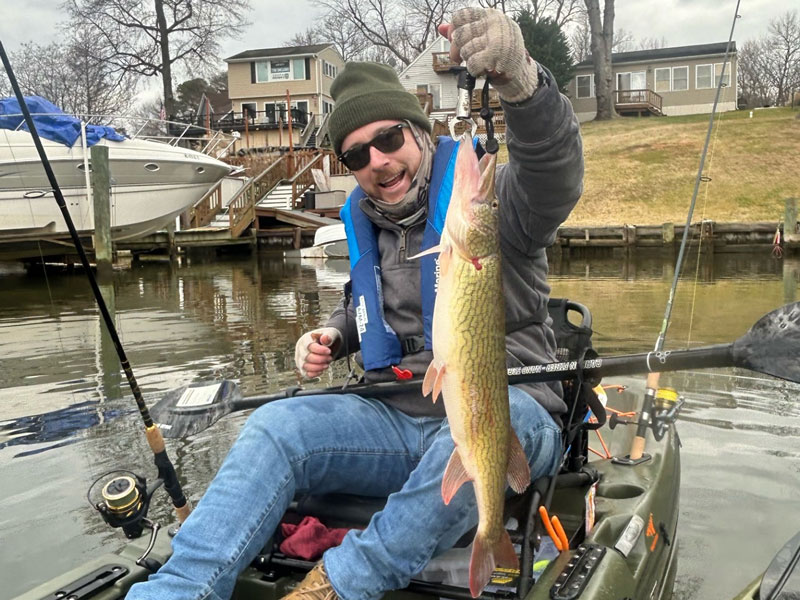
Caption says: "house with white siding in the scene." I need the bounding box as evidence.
[398,36,489,118]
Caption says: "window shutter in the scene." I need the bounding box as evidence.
[305,58,311,80]
[250,62,256,84]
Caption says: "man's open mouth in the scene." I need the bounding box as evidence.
[379,171,405,188]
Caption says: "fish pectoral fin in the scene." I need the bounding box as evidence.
[506,431,532,494]
[407,244,442,260]
[441,448,470,505]
[422,359,446,403]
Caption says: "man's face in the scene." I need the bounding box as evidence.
[340,120,422,204]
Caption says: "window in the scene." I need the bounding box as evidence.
[271,60,291,81]
[415,83,441,110]
[654,68,671,92]
[696,64,713,89]
[254,58,309,82]
[255,62,270,83]
[714,63,731,87]
[293,100,309,124]
[241,103,257,121]
[292,58,305,80]
[322,99,334,114]
[323,61,338,78]
[576,74,594,99]
[672,66,688,91]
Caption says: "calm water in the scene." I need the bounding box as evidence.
[1,250,799,599]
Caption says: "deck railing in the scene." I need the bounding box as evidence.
[228,158,288,238]
[614,89,663,113]
[190,180,225,228]
[225,149,342,236]
[432,52,459,72]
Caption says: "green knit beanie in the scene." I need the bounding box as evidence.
[328,62,432,155]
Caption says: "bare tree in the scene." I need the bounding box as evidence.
[611,27,633,52]
[65,0,252,117]
[526,0,582,27]
[584,0,615,120]
[636,36,668,51]
[765,10,800,105]
[477,0,508,11]
[5,32,137,117]
[311,0,466,69]
[738,11,800,107]
[287,14,370,62]
[738,38,773,108]
[568,10,590,62]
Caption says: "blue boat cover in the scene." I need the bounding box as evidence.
[0,96,126,147]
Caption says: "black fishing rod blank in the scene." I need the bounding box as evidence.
[0,41,190,524]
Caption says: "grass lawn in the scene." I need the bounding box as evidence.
[500,106,800,226]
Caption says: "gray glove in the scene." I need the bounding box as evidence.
[445,7,539,103]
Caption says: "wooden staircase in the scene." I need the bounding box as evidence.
[190,150,345,239]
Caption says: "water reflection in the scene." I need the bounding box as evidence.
[0,251,799,600]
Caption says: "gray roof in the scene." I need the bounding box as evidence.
[577,41,736,67]
[226,43,333,62]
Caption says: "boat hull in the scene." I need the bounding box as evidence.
[0,130,232,241]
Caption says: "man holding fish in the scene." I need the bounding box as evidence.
[126,6,583,600]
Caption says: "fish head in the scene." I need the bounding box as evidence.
[444,135,499,259]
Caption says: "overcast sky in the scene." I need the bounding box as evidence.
[0,0,787,72]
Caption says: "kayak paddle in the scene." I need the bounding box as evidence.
[150,301,800,439]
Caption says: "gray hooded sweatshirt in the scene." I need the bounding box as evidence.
[325,69,584,425]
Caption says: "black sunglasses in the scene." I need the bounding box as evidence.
[338,123,409,171]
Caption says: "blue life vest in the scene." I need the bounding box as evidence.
[339,136,470,371]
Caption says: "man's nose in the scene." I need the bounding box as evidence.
[368,145,391,167]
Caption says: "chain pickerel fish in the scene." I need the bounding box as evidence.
[415,136,531,598]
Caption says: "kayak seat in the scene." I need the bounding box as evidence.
[256,298,603,596]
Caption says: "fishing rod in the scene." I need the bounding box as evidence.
[150,301,800,439]
[627,0,743,463]
[0,41,191,526]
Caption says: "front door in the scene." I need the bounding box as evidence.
[617,71,646,102]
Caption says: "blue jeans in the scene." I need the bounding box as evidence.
[126,387,561,600]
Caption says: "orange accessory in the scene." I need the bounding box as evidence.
[538,506,563,551]
[551,515,569,551]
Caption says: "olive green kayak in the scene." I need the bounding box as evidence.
[12,385,682,600]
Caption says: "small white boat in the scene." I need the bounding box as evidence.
[298,222,347,259]
[0,97,236,243]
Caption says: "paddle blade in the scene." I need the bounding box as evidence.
[733,302,800,383]
[150,380,241,438]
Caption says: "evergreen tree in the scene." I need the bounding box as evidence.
[515,11,575,95]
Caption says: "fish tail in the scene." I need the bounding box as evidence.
[468,529,518,598]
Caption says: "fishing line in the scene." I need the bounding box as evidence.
[628,0,742,461]
[653,0,741,353]
[685,101,729,347]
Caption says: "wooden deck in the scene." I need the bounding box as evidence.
[615,89,664,117]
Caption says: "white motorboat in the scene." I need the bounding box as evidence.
[0,97,236,243]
